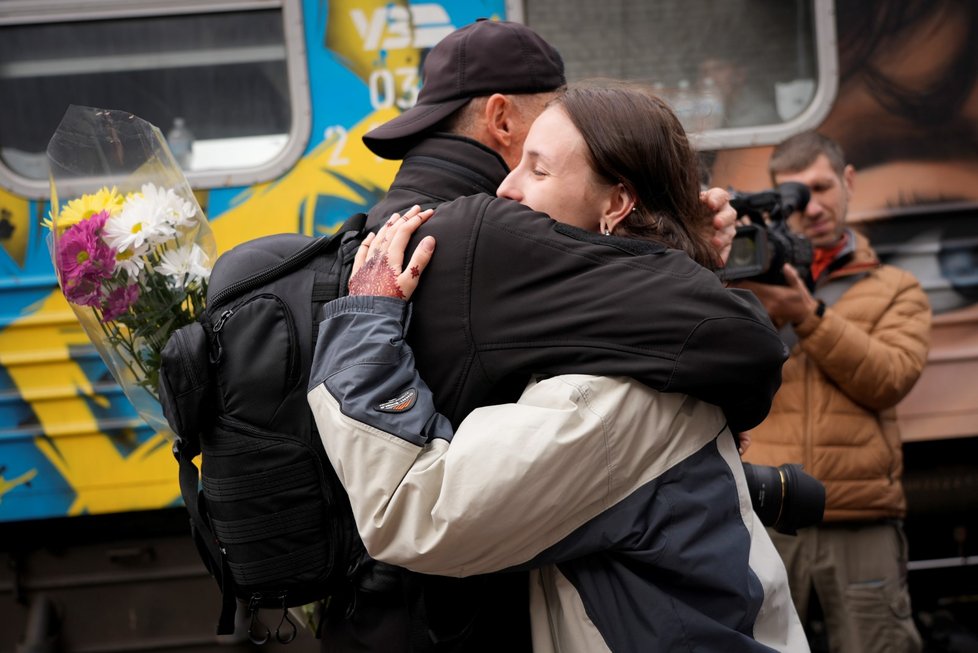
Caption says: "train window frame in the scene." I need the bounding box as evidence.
[0,0,310,199]
[506,0,838,151]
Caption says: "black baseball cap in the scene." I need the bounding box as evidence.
[363,19,565,160]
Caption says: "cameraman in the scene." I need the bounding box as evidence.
[734,131,930,653]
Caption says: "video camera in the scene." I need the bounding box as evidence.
[742,462,825,534]
[725,181,814,286]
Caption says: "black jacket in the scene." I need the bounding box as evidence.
[367,133,507,228]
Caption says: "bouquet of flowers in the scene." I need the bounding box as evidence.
[45,106,216,437]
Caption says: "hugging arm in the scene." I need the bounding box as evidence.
[425,195,787,431]
[307,210,622,574]
[307,296,623,576]
[306,210,712,576]
[308,206,755,577]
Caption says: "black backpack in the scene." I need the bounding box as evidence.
[158,213,368,644]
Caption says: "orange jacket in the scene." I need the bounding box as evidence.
[744,231,931,521]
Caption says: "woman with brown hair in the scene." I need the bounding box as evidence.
[308,82,806,653]
[498,80,717,266]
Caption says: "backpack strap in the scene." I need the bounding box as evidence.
[337,212,368,298]
[173,440,240,634]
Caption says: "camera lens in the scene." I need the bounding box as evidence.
[742,462,825,535]
[779,463,826,534]
[742,462,783,528]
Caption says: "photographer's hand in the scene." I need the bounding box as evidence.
[733,264,819,329]
[700,187,736,266]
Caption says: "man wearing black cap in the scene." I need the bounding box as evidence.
[355,22,567,653]
[325,19,781,653]
[363,18,562,178]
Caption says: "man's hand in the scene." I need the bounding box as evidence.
[700,187,737,266]
[733,264,820,329]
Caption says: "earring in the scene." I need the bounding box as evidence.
[603,226,611,236]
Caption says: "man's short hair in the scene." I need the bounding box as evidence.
[363,19,565,160]
[438,92,553,139]
[769,131,847,182]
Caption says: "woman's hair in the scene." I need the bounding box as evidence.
[551,80,716,268]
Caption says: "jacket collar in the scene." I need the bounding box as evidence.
[396,133,510,197]
[823,228,880,279]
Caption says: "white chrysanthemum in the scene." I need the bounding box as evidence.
[156,243,212,288]
[137,182,197,229]
[104,188,177,252]
[115,247,147,280]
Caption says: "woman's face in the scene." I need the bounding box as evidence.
[497,105,613,231]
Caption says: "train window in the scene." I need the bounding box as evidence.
[509,0,837,149]
[0,0,309,198]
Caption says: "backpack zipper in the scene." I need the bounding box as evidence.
[210,237,333,308]
[208,296,297,384]
[209,214,366,309]
[212,309,233,332]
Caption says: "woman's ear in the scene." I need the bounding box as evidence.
[603,183,636,233]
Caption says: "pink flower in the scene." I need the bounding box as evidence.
[58,210,116,306]
[101,283,140,322]
[62,277,102,307]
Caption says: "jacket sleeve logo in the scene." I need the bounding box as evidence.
[376,387,418,413]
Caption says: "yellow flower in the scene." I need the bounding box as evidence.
[44,187,125,232]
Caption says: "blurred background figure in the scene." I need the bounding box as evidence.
[698,55,780,128]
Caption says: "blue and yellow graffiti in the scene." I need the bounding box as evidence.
[0,0,505,523]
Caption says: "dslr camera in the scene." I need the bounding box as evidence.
[742,462,826,535]
[725,181,814,286]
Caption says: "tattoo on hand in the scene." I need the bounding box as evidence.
[348,254,405,299]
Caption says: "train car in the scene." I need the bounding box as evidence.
[1,0,975,649]
[0,1,507,650]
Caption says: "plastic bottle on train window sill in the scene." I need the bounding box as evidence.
[166,117,194,170]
